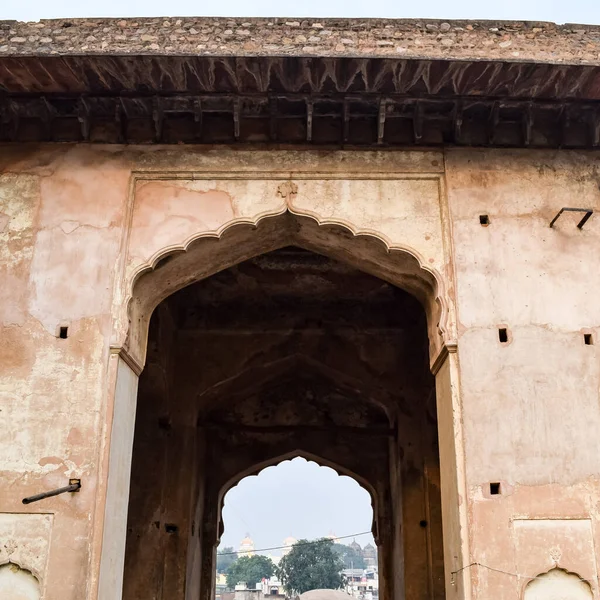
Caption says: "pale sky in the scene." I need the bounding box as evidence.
[4,0,600,24]
[219,458,375,553]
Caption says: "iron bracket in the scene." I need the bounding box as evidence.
[549,207,594,229]
[22,479,81,504]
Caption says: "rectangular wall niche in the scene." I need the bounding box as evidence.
[512,519,597,586]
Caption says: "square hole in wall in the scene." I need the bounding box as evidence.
[58,326,68,339]
[490,482,501,495]
[498,328,508,343]
[584,333,594,346]
[479,214,490,226]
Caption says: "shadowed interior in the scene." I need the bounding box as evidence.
[123,246,445,600]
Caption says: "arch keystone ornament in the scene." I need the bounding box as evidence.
[276,180,298,200]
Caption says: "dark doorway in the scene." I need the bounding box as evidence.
[123,247,445,600]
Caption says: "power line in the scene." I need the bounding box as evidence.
[450,562,598,587]
[218,531,374,556]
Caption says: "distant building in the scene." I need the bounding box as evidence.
[233,582,262,600]
[362,544,377,568]
[325,532,339,544]
[231,578,285,600]
[339,538,377,569]
[261,575,285,597]
[281,536,297,557]
[238,535,255,557]
[349,540,362,554]
[263,553,281,566]
[343,566,378,600]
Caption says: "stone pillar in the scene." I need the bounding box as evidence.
[433,348,470,600]
[98,357,139,600]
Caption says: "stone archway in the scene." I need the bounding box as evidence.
[523,568,593,600]
[122,210,446,370]
[0,563,40,600]
[99,208,467,600]
[218,456,377,593]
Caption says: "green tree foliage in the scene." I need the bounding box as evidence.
[226,555,276,589]
[278,539,345,595]
[332,543,365,569]
[216,547,237,574]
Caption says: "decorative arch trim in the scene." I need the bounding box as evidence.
[128,207,445,321]
[0,560,41,584]
[522,566,594,599]
[217,450,379,545]
[123,208,449,368]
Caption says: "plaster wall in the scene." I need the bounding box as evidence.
[0,145,599,599]
[445,150,600,597]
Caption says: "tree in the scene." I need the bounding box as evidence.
[278,538,345,595]
[332,543,365,569]
[226,555,275,589]
[216,547,237,574]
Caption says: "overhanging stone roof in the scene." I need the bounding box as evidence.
[1,17,600,146]
[1,17,600,63]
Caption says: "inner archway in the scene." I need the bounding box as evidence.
[220,458,375,553]
[217,457,376,599]
[121,232,446,600]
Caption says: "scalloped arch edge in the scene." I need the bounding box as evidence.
[125,207,450,340]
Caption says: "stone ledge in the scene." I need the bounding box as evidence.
[1,17,600,65]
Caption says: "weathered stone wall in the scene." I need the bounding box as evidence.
[1,145,599,599]
[446,149,600,595]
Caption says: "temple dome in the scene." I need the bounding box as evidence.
[238,534,255,555]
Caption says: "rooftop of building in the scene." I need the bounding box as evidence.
[1,17,600,64]
[1,17,600,147]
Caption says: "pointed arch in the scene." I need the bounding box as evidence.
[220,450,378,514]
[523,567,593,600]
[124,210,447,369]
[102,196,461,600]
[217,452,379,550]
[0,563,40,600]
